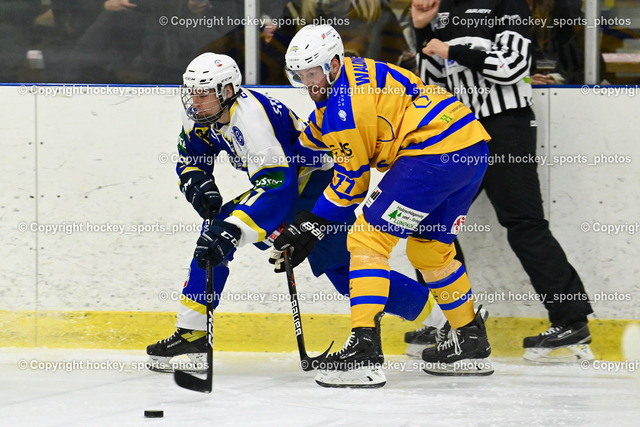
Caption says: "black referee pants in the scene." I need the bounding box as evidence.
[476,106,593,326]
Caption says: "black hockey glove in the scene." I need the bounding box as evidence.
[180,170,222,220]
[272,210,328,270]
[194,220,242,269]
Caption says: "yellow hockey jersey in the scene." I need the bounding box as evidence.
[299,57,491,221]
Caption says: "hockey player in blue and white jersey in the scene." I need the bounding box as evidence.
[146,53,445,373]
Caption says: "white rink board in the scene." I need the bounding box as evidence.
[548,89,640,313]
[0,88,37,311]
[0,85,638,319]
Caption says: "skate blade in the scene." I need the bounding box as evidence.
[315,367,386,388]
[146,356,173,373]
[146,353,207,373]
[422,358,494,376]
[523,344,594,364]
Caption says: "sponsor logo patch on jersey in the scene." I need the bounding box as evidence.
[365,188,382,207]
[450,215,467,235]
[232,126,245,146]
[266,229,281,244]
[382,202,428,231]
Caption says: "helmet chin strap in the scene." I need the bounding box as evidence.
[325,57,342,87]
[199,88,242,125]
[219,89,241,112]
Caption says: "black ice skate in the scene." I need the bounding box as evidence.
[146,328,207,373]
[315,313,386,388]
[405,326,439,359]
[421,307,493,376]
[523,321,594,363]
[405,307,486,359]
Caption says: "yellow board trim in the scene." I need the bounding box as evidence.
[0,310,636,360]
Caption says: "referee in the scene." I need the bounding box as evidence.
[410,0,594,362]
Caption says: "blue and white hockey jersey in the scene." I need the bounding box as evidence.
[177,88,330,247]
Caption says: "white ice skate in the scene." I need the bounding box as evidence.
[315,367,386,388]
[315,313,386,388]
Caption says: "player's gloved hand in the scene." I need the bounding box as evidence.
[194,220,241,269]
[273,210,328,269]
[179,170,222,220]
[268,249,286,273]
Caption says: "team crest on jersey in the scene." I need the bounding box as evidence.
[450,215,467,235]
[338,110,347,121]
[232,126,245,146]
[194,126,209,141]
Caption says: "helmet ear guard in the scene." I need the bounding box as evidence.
[181,53,242,125]
[285,24,345,88]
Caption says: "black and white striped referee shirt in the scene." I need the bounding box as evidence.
[415,0,533,119]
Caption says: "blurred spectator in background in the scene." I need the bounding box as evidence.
[396,2,419,73]
[284,0,409,66]
[1,0,418,84]
[63,0,279,84]
[528,0,583,85]
[599,25,640,85]
[156,0,245,83]
[36,0,103,82]
[202,19,291,85]
[0,0,40,82]
[64,0,175,83]
[50,0,102,39]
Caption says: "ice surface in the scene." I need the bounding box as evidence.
[1,348,639,427]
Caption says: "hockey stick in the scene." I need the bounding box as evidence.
[284,249,333,371]
[174,220,214,393]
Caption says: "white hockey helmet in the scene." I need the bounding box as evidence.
[181,53,242,124]
[285,24,344,88]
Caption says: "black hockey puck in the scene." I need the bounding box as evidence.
[144,410,164,418]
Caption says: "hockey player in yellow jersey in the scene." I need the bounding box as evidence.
[273,24,493,387]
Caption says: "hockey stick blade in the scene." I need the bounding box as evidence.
[173,303,214,392]
[173,314,213,393]
[174,369,212,393]
[174,210,214,393]
[299,343,333,371]
[284,249,334,371]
